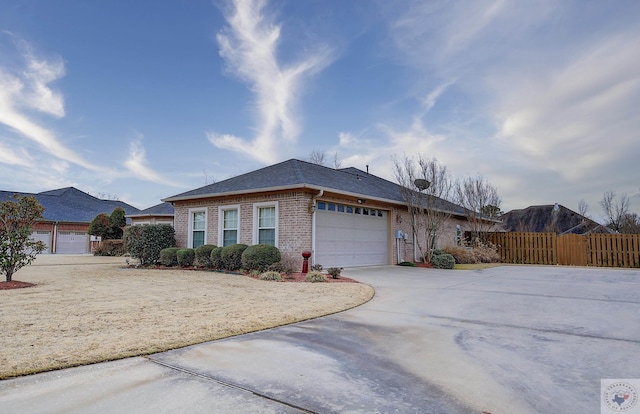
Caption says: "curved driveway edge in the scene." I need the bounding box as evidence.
[1,265,639,413]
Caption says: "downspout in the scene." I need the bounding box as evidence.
[52,221,58,254]
[310,189,324,265]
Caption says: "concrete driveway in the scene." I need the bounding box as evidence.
[1,265,639,413]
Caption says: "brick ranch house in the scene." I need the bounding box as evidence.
[164,159,478,268]
[0,187,139,254]
[127,202,175,226]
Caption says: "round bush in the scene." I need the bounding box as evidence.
[259,271,283,281]
[177,248,195,267]
[431,253,456,269]
[305,271,326,283]
[209,247,223,269]
[241,244,281,272]
[195,244,216,268]
[159,247,179,266]
[221,244,248,271]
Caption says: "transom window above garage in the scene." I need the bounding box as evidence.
[316,202,385,218]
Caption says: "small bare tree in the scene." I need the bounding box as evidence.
[308,149,326,166]
[578,199,589,218]
[601,191,630,232]
[308,150,342,169]
[455,175,502,244]
[394,155,453,263]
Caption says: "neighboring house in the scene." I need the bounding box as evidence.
[0,187,140,254]
[163,159,474,268]
[502,203,614,234]
[127,202,174,226]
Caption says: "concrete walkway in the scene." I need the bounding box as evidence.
[1,265,639,413]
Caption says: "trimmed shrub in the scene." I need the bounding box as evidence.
[241,244,281,272]
[305,271,326,283]
[443,246,476,264]
[177,248,195,267]
[398,261,416,267]
[259,271,283,281]
[474,243,502,263]
[431,253,456,269]
[443,244,501,264]
[267,253,298,276]
[221,243,248,271]
[327,267,342,279]
[124,224,175,266]
[159,247,179,266]
[93,240,126,256]
[210,246,224,269]
[195,244,216,268]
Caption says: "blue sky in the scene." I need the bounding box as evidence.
[0,0,638,221]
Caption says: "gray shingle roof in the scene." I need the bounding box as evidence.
[0,187,140,223]
[164,159,466,215]
[502,204,611,234]
[128,202,174,217]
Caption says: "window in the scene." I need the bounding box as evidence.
[253,202,278,246]
[219,207,239,247]
[189,209,207,248]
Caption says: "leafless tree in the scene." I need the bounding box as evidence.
[600,191,630,233]
[308,149,326,166]
[393,155,453,263]
[578,199,589,219]
[308,150,342,169]
[455,175,502,243]
[620,212,640,234]
[202,169,217,185]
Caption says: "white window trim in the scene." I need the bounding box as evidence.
[218,205,240,247]
[187,208,207,248]
[253,201,279,247]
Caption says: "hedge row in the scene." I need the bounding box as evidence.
[157,243,281,272]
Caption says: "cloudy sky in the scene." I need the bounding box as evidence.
[0,0,638,221]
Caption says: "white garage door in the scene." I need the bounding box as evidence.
[56,231,88,254]
[315,202,389,267]
[31,231,51,254]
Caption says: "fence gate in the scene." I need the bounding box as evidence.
[557,234,588,266]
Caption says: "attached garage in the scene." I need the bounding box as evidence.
[31,231,52,254]
[56,231,89,254]
[315,201,389,267]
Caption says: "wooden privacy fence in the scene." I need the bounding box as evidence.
[487,232,640,268]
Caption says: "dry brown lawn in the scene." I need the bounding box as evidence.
[0,255,374,379]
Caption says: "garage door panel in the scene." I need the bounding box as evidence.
[56,231,88,254]
[316,204,388,267]
[31,231,51,254]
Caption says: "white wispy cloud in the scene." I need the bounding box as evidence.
[209,0,334,164]
[0,140,32,167]
[0,34,95,170]
[342,0,640,212]
[123,137,181,187]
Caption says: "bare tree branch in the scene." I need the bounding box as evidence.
[455,175,502,243]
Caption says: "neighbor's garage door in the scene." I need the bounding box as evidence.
[56,231,88,254]
[315,202,389,267]
[31,231,51,254]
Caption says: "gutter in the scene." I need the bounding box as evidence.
[310,189,324,265]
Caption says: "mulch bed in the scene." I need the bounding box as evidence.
[257,272,359,283]
[0,281,36,290]
[125,265,359,283]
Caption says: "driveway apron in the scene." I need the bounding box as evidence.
[1,265,639,413]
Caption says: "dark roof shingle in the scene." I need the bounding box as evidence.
[164,159,466,215]
[0,187,140,223]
